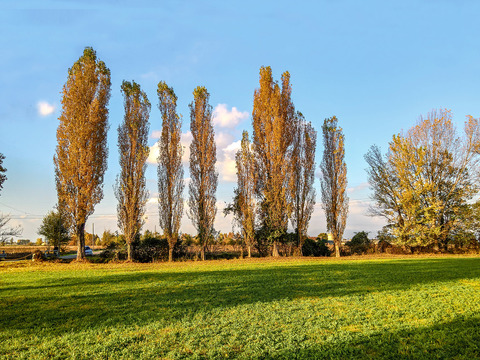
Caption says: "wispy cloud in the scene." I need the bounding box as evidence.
[347,182,370,193]
[37,101,55,116]
[213,104,248,128]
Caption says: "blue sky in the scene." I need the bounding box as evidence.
[1,1,480,241]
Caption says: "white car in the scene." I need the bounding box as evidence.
[84,246,93,256]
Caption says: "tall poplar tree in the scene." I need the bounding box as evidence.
[157,81,184,262]
[188,86,217,261]
[114,80,150,261]
[290,115,317,254]
[320,116,348,258]
[229,131,256,257]
[54,47,111,260]
[252,66,296,256]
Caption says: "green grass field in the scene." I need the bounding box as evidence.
[1,256,480,359]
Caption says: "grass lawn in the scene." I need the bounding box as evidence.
[1,256,480,359]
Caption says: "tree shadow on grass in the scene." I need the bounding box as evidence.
[2,257,480,335]
[258,316,480,359]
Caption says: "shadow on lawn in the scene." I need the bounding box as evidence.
[2,257,480,335]
[259,316,480,359]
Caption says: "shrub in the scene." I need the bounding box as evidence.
[346,231,370,255]
[302,237,331,257]
[32,250,45,262]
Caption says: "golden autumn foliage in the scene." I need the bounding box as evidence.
[252,66,296,256]
[320,116,348,258]
[290,115,317,254]
[231,131,257,257]
[188,86,217,261]
[54,47,111,260]
[115,80,150,261]
[157,81,184,262]
[366,109,480,249]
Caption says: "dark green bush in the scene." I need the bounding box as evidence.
[346,231,371,255]
[302,237,331,257]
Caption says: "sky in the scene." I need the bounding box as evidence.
[1,0,480,242]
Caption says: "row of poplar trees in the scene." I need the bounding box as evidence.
[54,47,349,261]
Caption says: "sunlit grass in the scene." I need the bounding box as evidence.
[1,256,480,359]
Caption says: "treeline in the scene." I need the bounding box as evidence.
[52,48,342,261]
[5,46,480,261]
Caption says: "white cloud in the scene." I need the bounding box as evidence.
[150,130,162,139]
[213,104,248,128]
[147,131,192,165]
[217,139,241,182]
[216,132,235,156]
[37,101,55,116]
[181,131,193,164]
[147,143,159,164]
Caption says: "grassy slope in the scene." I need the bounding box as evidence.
[1,256,480,359]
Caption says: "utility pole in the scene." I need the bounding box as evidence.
[92,223,95,249]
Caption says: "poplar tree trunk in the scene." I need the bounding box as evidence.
[127,241,133,261]
[272,241,280,257]
[334,239,341,258]
[76,223,85,260]
[168,247,174,262]
[247,245,251,258]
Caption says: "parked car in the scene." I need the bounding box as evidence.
[85,246,93,256]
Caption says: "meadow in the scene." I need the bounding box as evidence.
[1,256,480,359]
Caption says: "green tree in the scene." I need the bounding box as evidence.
[54,47,111,260]
[38,210,70,248]
[252,66,296,256]
[346,231,370,255]
[320,116,348,258]
[188,86,217,261]
[365,109,480,249]
[157,81,184,262]
[114,80,150,261]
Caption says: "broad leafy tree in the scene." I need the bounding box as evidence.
[320,116,348,257]
[366,109,480,249]
[252,66,296,256]
[114,80,150,261]
[157,81,184,262]
[54,47,111,260]
[188,86,217,261]
[38,210,70,248]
